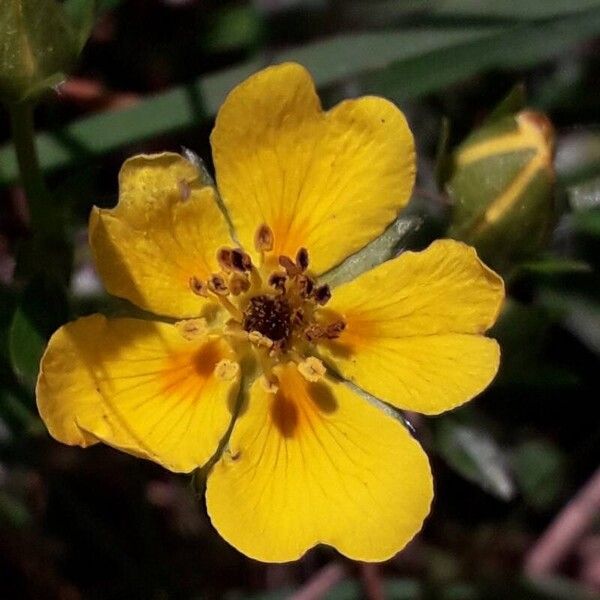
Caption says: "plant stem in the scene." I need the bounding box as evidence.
[9,101,50,232]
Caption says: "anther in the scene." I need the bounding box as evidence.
[248,330,274,349]
[298,357,326,382]
[228,273,250,296]
[175,318,208,340]
[292,308,304,326]
[279,255,299,277]
[304,323,325,342]
[254,224,274,252]
[216,247,233,271]
[214,359,240,381]
[230,249,253,272]
[297,274,314,298]
[296,248,309,272]
[189,276,208,297]
[259,375,279,394]
[325,320,346,339]
[313,284,331,305]
[268,272,287,292]
[208,274,229,296]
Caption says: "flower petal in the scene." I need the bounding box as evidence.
[36,315,239,473]
[206,363,432,562]
[321,239,504,415]
[90,153,232,319]
[211,62,415,274]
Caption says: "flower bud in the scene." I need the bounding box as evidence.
[0,0,83,104]
[447,110,556,272]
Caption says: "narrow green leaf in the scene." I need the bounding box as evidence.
[62,0,96,51]
[434,417,515,500]
[435,116,453,191]
[431,0,600,20]
[512,439,565,510]
[4,8,600,186]
[8,277,69,390]
[204,5,263,53]
[372,8,600,102]
[518,258,592,275]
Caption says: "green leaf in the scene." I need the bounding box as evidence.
[204,5,263,53]
[371,8,600,102]
[573,208,600,237]
[430,0,600,20]
[8,277,69,390]
[435,116,453,191]
[538,290,600,355]
[434,416,515,500]
[512,439,565,510]
[3,7,600,186]
[0,490,31,528]
[62,0,96,51]
[517,258,592,275]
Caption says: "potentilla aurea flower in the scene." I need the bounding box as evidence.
[36,63,504,562]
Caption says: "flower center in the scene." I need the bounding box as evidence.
[188,224,346,384]
[242,295,292,342]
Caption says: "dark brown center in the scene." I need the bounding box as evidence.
[243,295,292,342]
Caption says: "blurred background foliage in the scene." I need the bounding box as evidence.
[1,0,600,598]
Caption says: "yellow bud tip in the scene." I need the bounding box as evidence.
[297,357,326,382]
[517,110,555,152]
[175,318,208,340]
[214,359,240,381]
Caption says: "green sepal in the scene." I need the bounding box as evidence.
[319,215,422,288]
[0,0,81,105]
[483,83,527,125]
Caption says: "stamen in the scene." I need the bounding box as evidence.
[254,224,274,252]
[297,274,314,298]
[304,323,325,342]
[313,284,331,305]
[279,255,299,277]
[248,330,274,349]
[214,359,240,381]
[216,295,243,321]
[175,318,208,340]
[296,247,309,272]
[325,320,346,339]
[216,247,234,271]
[268,272,287,292]
[292,308,304,326]
[297,357,326,382]
[189,276,208,297]
[229,273,250,296]
[230,249,253,272]
[259,375,279,394]
[208,274,229,296]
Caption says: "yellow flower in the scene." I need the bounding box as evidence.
[36,63,504,563]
